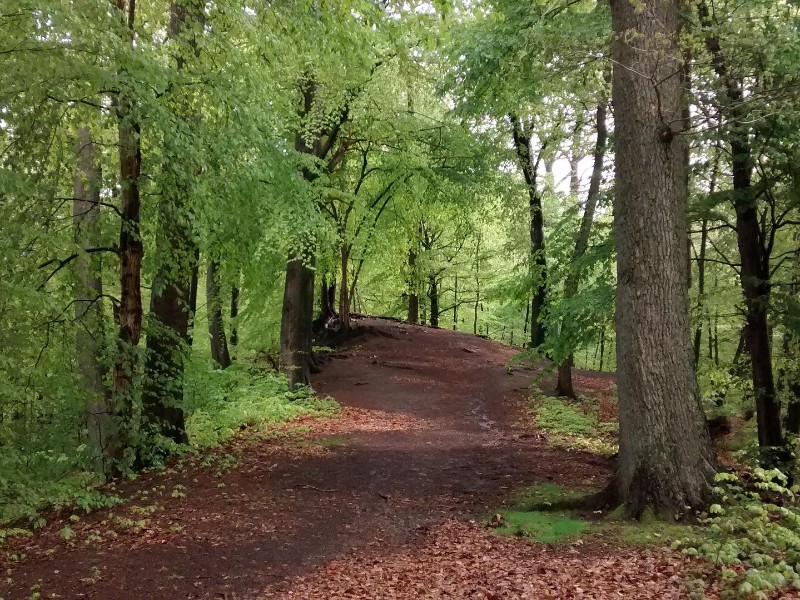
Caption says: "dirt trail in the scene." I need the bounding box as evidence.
[2,318,611,600]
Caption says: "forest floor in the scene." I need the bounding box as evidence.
[3,318,716,599]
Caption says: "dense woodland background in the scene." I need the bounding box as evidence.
[2,0,800,591]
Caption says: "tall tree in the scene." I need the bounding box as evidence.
[141,0,204,445]
[280,78,349,389]
[111,0,144,464]
[610,0,715,516]
[556,100,608,398]
[510,115,548,348]
[207,259,232,369]
[73,126,112,471]
[697,0,785,453]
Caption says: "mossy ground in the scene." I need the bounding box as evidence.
[487,483,693,547]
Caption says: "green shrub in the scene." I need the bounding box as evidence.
[530,392,617,455]
[184,357,337,448]
[675,469,800,598]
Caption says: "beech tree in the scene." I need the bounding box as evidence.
[610,0,715,515]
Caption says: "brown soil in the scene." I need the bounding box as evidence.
[2,318,657,599]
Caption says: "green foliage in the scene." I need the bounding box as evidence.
[183,357,338,448]
[530,391,618,455]
[675,470,800,599]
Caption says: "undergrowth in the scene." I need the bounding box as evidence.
[0,353,337,536]
[675,469,800,599]
[528,389,618,455]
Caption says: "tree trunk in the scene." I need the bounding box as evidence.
[407,247,419,323]
[187,247,200,346]
[73,126,112,472]
[556,100,608,398]
[453,275,458,330]
[280,253,315,388]
[693,218,708,367]
[140,0,205,446]
[111,0,143,464]
[230,283,239,348]
[510,116,547,348]
[429,275,439,328]
[339,243,351,330]
[697,0,784,455]
[610,0,715,516]
[206,260,232,369]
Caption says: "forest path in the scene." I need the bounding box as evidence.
[4,318,614,599]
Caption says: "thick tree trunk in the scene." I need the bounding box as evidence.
[407,247,419,323]
[73,126,112,472]
[610,0,715,516]
[141,210,192,444]
[206,260,232,369]
[280,253,315,388]
[556,101,608,398]
[429,275,439,328]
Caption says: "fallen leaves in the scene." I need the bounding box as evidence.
[266,520,720,599]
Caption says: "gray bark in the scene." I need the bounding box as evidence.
[611,0,715,516]
[73,126,112,473]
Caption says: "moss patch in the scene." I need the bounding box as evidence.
[491,510,590,544]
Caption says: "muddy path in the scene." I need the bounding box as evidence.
[2,318,611,599]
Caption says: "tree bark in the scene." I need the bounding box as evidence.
[407,247,419,323]
[110,0,143,465]
[279,77,347,387]
[73,126,112,472]
[187,247,200,346]
[229,282,239,348]
[693,218,709,367]
[206,260,232,369]
[453,275,458,330]
[610,0,715,516]
[280,253,314,388]
[556,101,608,398]
[510,116,547,348]
[428,275,439,328]
[339,243,351,330]
[141,0,205,446]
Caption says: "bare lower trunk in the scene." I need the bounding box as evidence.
[339,244,351,330]
[453,275,458,330]
[187,248,199,346]
[230,283,239,348]
[429,276,439,328]
[207,260,231,369]
[407,247,418,323]
[611,0,715,517]
[280,254,315,389]
[73,126,112,472]
[693,218,709,367]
